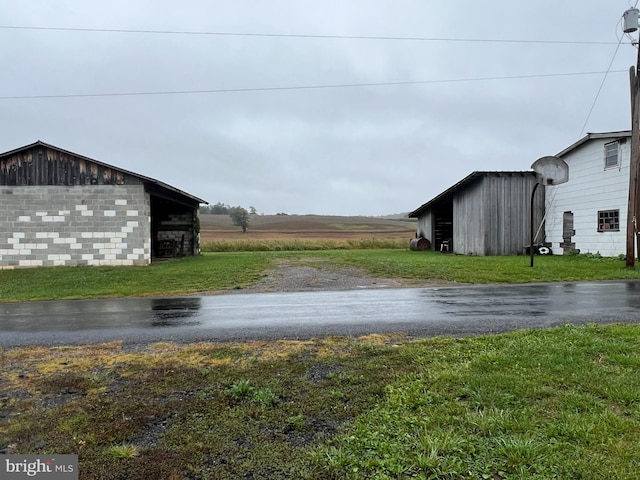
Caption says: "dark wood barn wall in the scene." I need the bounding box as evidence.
[0,147,138,186]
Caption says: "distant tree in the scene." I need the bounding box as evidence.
[229,206,250,233]
[211,202,231,214]
[249,206,257,215]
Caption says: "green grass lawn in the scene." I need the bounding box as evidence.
[2,250,640,302]
[320,250,640,283]
[315,324,640,479]
[2,325,639,479]
[0,253,272,302]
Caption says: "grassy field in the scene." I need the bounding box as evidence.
[3,219,640,479]
[199,214,416,250]
[200,213,416,237]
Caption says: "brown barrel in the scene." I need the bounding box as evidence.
[409,237,431,251]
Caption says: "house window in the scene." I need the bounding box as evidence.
[604,141,619,169]
[598,209,620,232]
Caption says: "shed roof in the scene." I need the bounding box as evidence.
[408,171,535,218]
[0,140,207,205]
[555,130,631,158]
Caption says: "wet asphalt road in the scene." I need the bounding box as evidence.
[1,281,639,348]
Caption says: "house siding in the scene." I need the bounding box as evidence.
[0,185,151,268]
[545,138,630,256]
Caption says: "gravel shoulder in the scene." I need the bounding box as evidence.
[235,257,457,293]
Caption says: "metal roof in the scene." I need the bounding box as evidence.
[555,130,631,158]
[408,171,535,218]
[0,140,208,205]
[409,131,633,219]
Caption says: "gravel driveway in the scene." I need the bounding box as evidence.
[236,257,455,293]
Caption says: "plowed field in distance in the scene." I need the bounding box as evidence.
[199,214,417,242]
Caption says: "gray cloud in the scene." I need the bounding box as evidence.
[0,1,634,215]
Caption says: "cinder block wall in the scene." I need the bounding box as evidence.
[0,185,151,268]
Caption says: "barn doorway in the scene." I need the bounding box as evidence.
[434,200,453,252]
[150,194,198,259]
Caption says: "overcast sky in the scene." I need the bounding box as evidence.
[0,1,636,215]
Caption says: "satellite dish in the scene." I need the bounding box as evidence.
[531,156,569,185]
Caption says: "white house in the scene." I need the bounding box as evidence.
[544,131,631,257]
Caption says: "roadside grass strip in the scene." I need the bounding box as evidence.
[3,250,640,303]
[315,324,640,479]
[1,325,640,479]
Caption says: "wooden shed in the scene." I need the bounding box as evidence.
[0,141,207,268]
[408,171,544,256]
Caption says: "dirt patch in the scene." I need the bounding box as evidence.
[233,258,404,293]
[232,258,455,294]
[305,362,343,383]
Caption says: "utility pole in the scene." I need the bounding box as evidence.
[627,63,638,267]
[625,7,640,267]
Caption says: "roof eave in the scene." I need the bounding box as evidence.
[409,171,536,218]
[556,130,631,158]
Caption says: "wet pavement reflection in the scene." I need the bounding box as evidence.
[150,298,203,326]
[1,281,640,347]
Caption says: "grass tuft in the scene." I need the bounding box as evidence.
[106,443,139,459]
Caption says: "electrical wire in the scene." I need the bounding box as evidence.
[578,16,627,137]
[0,24,622,45]
[0,70,627,101]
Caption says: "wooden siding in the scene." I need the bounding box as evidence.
[0,147,139,187]
[454,180,484,254]
[416,211,434,247]
[452,174,542,255]
[482,174,540,256]
[416,172,543,256]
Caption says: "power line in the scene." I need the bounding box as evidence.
[578,17,626,137]
[0,70,627,101]
[0,24,622,45]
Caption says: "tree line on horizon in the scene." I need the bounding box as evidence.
[199,203,259,232]
[199,202,258,215]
